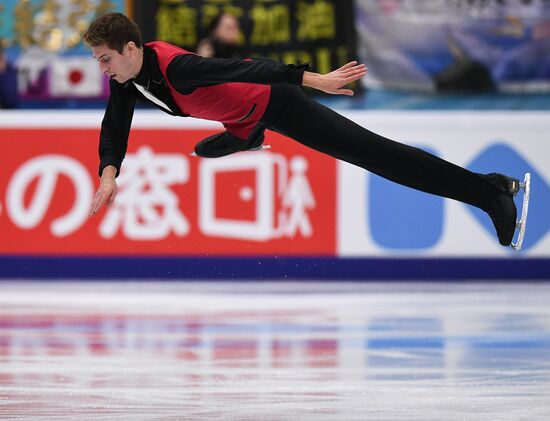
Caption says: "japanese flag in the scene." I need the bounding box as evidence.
[50,57,103,97]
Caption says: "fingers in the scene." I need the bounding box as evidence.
[338,63,367,74]
[328,68,366,95]
[89,178,117,217]
[335,69,367,87]
[338,61,358,70]
[89,187,115,216]
[88,190,108,216]
[107,191,116,206]
[343,71,366,85]
[317,61,367,95]
[335,88,355,96]
[339,65,367,78]
[328,71,365,93]
[88,193,97,216]
[331,62,366,79]
[339,61,366,71]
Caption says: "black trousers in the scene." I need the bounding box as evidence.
[259,84,500,211]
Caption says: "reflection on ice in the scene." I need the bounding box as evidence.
[0,282,549,420]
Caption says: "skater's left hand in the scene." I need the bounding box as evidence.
[302,61,367,96]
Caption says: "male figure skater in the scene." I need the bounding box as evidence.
[84,13,529,249]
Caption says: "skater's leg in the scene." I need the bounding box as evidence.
[263,85,503,212]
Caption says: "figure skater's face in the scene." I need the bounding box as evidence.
[91,42,142,83]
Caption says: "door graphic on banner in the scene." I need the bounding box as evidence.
[199,152,316,241]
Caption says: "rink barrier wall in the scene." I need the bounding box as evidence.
[0,111,548,280]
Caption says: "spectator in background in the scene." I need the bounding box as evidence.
[0,41,19,109]
[434,34,495,93]
[196,13,245,59]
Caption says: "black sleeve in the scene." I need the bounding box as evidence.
[166,54,309,91]
[98,79,136,178]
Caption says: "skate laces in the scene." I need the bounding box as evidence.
[485,173,518,197]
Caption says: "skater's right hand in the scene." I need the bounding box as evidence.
[89,165,118,217]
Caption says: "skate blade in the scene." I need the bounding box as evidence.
[250,144,271,151]
[191,145,271,157]
[511,172,531,251]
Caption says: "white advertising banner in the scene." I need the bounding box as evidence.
[338,112,550,257]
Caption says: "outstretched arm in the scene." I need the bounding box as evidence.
[167,53,364,95]
[302,61,367,96]
[88,80,135,217]
[167,54,308,91]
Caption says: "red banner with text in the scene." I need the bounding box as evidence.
[0,128,336,256]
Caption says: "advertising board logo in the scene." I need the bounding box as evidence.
[368,143,549,251]
[0,132,334,255]
[199,152,316,241]
[369,146,444,249]
[467,143,550,250]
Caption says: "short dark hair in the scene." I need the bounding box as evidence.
[83,12,142,53]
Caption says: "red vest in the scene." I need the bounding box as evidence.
[147,41,270,139]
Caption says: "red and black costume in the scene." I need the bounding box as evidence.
[100,41,306,175]
[100,40,506,217]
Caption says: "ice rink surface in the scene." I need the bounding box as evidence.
[1,281,549,420]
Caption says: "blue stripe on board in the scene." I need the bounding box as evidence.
[0,257,549,280]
